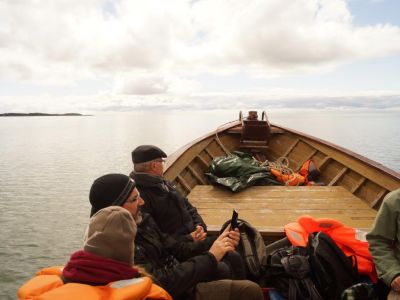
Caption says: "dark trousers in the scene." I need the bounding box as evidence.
[215,251,246,280]
[195,279,264,300]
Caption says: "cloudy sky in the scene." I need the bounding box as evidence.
[0,0,399,113]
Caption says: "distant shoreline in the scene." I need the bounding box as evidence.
[0,113,90,117]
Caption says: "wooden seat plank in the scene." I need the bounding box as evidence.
[187,185,377,236]
[227,125,285,135]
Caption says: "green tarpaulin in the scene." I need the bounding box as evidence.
[206,151,281,192]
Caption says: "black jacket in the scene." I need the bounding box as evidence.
[135,213,217,300]
[131,172,207,242]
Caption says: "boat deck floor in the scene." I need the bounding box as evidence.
[187,185,377,238]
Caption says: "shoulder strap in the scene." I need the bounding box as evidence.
[302,278,324,300]
[288,278,297,300]
[240,229,260,277]
[288,277,323,300]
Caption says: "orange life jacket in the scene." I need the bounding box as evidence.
[284,215,377,282]
[18,266,172,300]
[298,160,320,184]
[271,168,305,186]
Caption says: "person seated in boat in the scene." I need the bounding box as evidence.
[367,188,400,300]
[89,173,263,300]
[18,206,171,300]
[129,145,208,242]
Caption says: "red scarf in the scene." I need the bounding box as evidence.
[62,250,139,285]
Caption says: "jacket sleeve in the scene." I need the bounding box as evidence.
[366,191,400,286]
[163,230,211,261]
[182,196,207,231]
[148,215,211,261]
[139,252,218,299]
[170,232,195,243]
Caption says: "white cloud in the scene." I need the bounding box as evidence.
[113,72,202,95]
[2,89,399,113]
[1,0,400,80]
[114,74,169,95]
[1,0,400,112]
[189,0,400,74]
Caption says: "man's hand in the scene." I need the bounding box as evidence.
[208,225,240,261]
[391,276,400,292]
[227,226,240,247]
[191,225,207,241]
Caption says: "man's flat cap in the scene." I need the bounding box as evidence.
[131,145,167,164]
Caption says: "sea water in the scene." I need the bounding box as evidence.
[0,109,399,299]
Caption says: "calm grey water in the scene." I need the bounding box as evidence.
[0,109,399,299]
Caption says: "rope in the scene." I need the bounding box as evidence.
[215,120,238,156]
[261,157,294,175]
[214,118,297,185]
[215,122,301,185]
[215,119,294,176]
[261,157,307,186]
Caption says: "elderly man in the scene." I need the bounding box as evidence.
[89,173,263,300]
[130,145,207,242]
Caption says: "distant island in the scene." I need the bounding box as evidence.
[0,113,89,117]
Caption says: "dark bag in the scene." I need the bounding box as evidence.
[220,218,267,281]
[206,151,281,192]
[267,246,323,300]
[341,282,378,300]
[307,232,359,300]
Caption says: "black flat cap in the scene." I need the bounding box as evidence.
[89,173,136,217]
[131,145,167,164]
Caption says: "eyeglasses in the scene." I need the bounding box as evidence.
[153,158,166,164]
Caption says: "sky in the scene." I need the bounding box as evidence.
[0,0,400,113]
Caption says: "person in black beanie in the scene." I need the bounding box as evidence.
[130,145,207,243]
[88,173,263,300]
[89,173,138,216]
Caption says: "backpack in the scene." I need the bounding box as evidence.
[220,219,267,280]
[307,232,359,300]
[267,246,323,300]
[341,283,378,300]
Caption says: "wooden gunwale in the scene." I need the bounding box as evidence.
[272,124,400,182]
[164,120,240,178]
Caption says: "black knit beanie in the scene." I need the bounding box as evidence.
[89,174,136,217]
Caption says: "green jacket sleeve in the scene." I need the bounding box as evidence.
[366,189,400,286]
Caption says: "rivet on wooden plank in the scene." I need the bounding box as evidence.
[328,167,348,186]
[177,175,192,192]
[350,177,366,194]
[370,189,387,209]
[187,165,207,185]
[282,139,299,158]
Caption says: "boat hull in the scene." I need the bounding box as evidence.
[164,120,400,238]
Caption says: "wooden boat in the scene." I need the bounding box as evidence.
[164,111,400,241]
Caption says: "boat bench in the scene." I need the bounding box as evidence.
[187,185,377,239]
[227,125,284,135]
